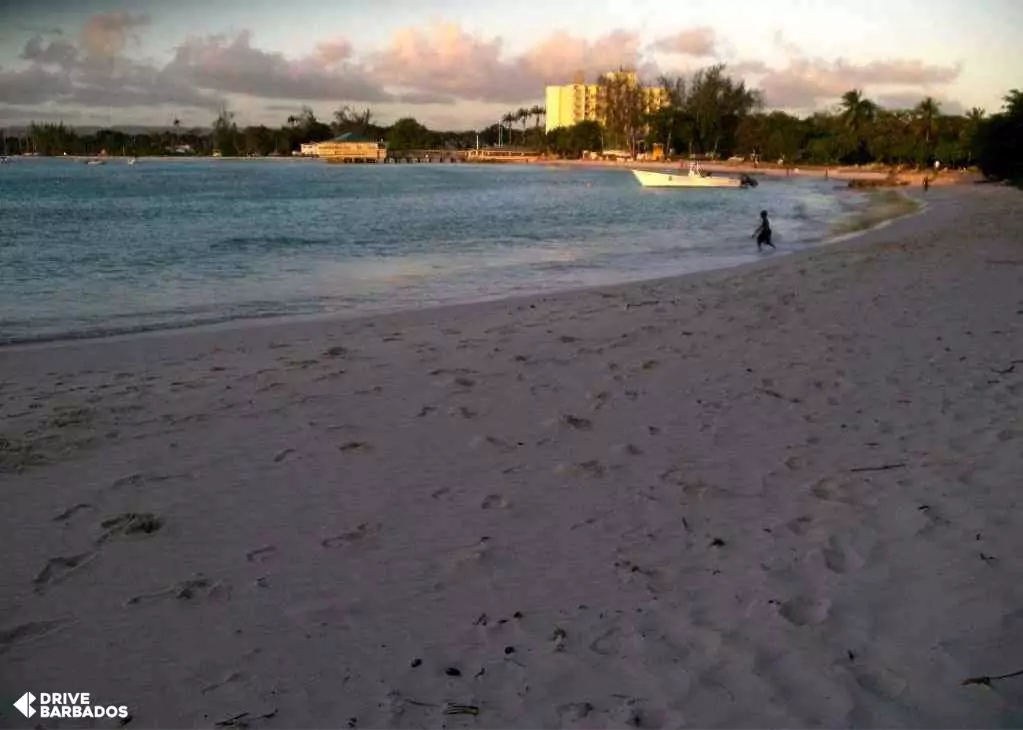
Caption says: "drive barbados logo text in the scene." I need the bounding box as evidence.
[14,692,129,719]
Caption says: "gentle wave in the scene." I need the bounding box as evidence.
[1,161,880,344]
[209,235,330,251]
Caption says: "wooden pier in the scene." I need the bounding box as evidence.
[384,149,469,164]
[323,148,544,164]
[323,149,468,164]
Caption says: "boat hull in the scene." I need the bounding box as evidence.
[631,169,742,188]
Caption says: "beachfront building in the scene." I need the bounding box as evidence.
[310,133,387,163]
[544,70,668,133]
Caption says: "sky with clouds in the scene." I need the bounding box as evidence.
[0,0,1019,129]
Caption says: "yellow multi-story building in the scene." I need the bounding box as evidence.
[544,70,668,133]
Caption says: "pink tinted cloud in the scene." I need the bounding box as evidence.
[81,11,150,59]
[313,39,354,65]
[649,27,718,57]
[734,46,962,110]
[165,30,391,102]
[367,23,507,100]
[367,23,645,103]
[519,28,643,81]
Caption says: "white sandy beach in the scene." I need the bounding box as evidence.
[1,184,1022,728]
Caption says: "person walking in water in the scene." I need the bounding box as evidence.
[753,210,775,251]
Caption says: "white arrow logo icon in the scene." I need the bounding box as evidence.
[14,692,36,718]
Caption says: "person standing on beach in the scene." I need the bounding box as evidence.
[923,177,930,192]
[753,210,775,251]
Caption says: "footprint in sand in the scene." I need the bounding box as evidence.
[778,597,831,626]
[555,460,608,478]
[109,471,186,489]
[557,701,595,722]
[201,670,249,694]
[481,494,510,510]
[273,448,295,463]
[610,443,643,457]
[915,505,952,537]
[783,455,805,471]
[339,441,373,453]
[588,626,623,656]
[822,536,866,574]
[125,575,230,606]
[443,536,494,573]
[33,552,98,593]
[560,414,593,431]
[853,665,908,699]
[810,477,851,504]
[96,512,164,543]
[468,434,517,452]
[246,545,278,563]
[52,502,93,523]
[314,369,347,382]
[321,523,381,549]
[0,618,74,654]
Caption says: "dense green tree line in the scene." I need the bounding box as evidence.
[1,104,507,158]
[2,68,1019,183]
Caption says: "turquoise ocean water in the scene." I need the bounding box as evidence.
[0,159,871,344]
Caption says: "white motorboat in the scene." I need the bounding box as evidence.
[631,162,754,188]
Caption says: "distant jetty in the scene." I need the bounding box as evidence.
[323,148,543,164]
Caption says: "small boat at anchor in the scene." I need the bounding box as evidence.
[631,162,757,189]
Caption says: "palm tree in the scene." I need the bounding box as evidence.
[168,117,181,153]
[516,107,530,146]
[963,107,985,166]
[914,96,941,163]
[839,90,877,133]
[1003,89,1023,116]
[501,112,515,146]
[529,104,545,144]
[839,89,877,164]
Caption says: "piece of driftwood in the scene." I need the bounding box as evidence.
[962,668,1023,687]
[849,463,906,473]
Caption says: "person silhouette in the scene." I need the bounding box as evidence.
[753,210,775,251]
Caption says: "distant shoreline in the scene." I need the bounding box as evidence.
[10,153,979,184]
